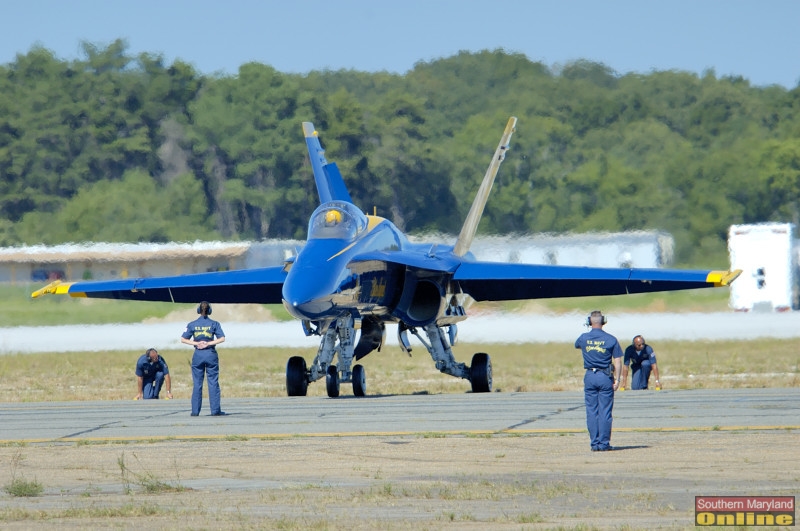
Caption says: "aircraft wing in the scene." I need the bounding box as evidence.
[453,261,741,302]
[31,266,287,304]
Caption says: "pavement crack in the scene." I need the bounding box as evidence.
[61,411,183,439]
[62,421,124,439]
[504,405,583,431]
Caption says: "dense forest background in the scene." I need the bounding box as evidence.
[2,40,799,266]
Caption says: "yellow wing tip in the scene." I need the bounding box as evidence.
[31,280,76,298]
[706,269,742,287]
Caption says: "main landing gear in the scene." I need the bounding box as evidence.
[285,316,492,397]
[399,323,492,394]
[286,314,366,398]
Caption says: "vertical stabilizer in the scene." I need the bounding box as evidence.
[303,122,352,204]
[452,117,517,257]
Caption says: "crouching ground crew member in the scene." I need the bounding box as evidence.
[181,301,226,416]
[620,335,661,390]
[135,348,172,400]
[574,310,622,451]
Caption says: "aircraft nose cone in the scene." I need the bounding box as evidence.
[282,268,336,319]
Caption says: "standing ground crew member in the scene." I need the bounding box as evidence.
[181,301,226,416]
[574,310,622,452]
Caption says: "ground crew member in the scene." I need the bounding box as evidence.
[181,301,226,416]
[620,335,661,390]
[135,348,172,400]
[574,310,622,451]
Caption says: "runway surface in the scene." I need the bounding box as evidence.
[2,388,797,443]
[3,310,800,354]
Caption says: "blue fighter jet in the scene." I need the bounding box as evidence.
[33,117,740,397]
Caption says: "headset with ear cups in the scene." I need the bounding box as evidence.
[586,310,607,326]
[197,301,212,315]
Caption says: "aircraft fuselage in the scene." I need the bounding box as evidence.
[282,209,407,322]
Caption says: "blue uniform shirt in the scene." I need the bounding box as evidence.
[181,315,225,349]
[624,344,656,369]
[135,354,169,382]
[575,328,623,369]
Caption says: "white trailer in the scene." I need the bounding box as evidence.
[728,223,797,311]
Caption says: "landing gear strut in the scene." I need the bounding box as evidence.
[284,314,368,398]
[399,323,493,393]
[285,317,491,396]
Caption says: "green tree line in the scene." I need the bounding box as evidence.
[2,40,799,266]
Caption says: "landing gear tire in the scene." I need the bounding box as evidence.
[470,352,492,393]
[352,364,366,397]
[326,365,340,398]
[286,356,308,396]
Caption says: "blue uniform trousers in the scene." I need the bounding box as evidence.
[584,370,614,450]
[630,361,652,390]
[142,371,165,399]
[191,349,221,415]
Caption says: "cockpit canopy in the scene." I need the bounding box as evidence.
[308,201,368,240]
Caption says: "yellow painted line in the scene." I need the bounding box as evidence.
[1,425,796,445]
[616,425,800,432]
[327,216,386,260]
[328,241,357,260]
[504,425,800,434]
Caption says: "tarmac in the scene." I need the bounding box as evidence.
[1,387,797,443]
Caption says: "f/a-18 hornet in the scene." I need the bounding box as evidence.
[33,117,740,397]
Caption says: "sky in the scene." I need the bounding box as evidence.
[1,0,799,89]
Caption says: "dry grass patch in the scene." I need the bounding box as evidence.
[0,338,797,402]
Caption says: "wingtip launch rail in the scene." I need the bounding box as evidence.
[708,269,742,287]
[31,280,76,298]
[452,116,517,257]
